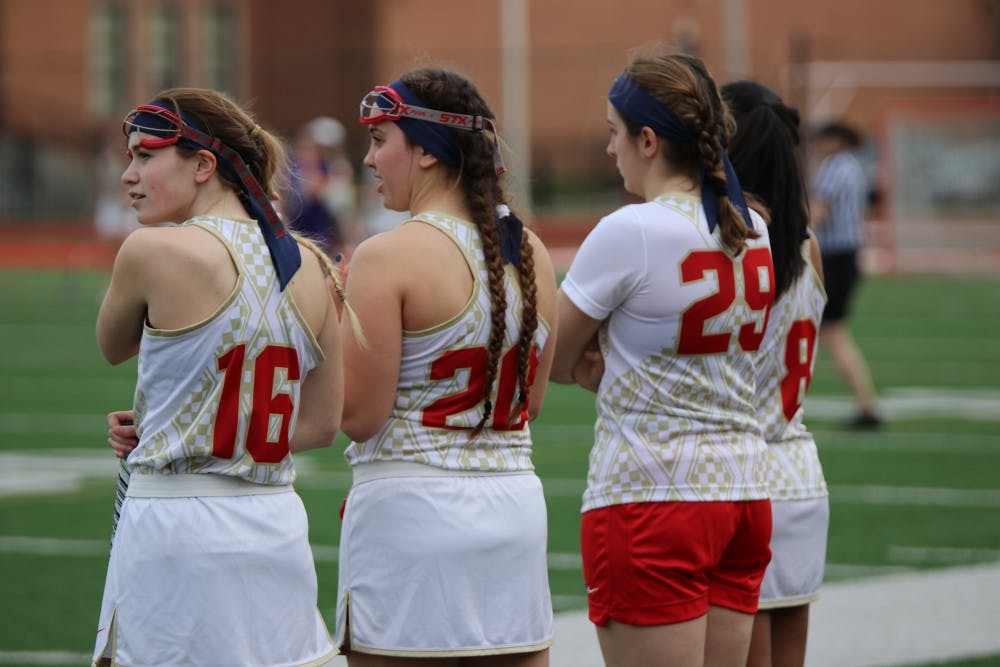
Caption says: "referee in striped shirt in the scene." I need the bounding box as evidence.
[811,122,883,429]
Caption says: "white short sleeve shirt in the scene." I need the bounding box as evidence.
[562,194,773,511]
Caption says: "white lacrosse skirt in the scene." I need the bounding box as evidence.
[335,463,554,657]
[93,475,336,667]
[758,496,830,609]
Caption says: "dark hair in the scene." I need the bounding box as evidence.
[813,121,861,148]
[400,68,538,434]
[624,53,760,254]
[722,80,808,299]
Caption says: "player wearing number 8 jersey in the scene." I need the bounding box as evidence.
[553,53,775,667]
[335,68,558,664]
[723,81,829,667]
[93,88,344,667]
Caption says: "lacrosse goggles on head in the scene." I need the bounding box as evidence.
[122,103,301,289]
[359,84,506,175]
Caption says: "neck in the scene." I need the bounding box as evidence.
[193,184,252,220]
[642,169,698,202]
[409,169,470,221]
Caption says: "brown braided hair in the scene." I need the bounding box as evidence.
[399,68,538,436]
[623,54,762,255]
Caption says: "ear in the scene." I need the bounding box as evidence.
[638,127,660,159]
[416,145,439,170]
[193,149,218,184]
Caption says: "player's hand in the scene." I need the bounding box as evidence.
[107,410,137,459]
[572,335,604,393]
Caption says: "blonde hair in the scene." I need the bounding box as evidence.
[295,235,366,347]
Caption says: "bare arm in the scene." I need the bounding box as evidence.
[551,290,604,391]
[339,236,403,443]
[811,197,831,231]
[290,283,344,452]
[807,232,825,287]
[96,231,153,364]
[523,230,558,421]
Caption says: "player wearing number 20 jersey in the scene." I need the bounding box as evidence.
[344,211,550,473]
[562,193,774,511]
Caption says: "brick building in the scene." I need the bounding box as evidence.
[1,0,997,225]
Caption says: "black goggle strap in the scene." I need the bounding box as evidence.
[175,124,301,290]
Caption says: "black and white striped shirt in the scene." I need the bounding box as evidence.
[813,151,867,254]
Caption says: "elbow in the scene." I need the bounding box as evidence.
[548,367,574,384]
[340,406,385,443]
[97,332,138,366]
[340,395,391,443]
[291,420,339,453]
[100,346,133,366]
[340,417,379,444]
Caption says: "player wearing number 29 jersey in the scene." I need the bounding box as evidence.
[562,194,773,510]
[554,55,776,666]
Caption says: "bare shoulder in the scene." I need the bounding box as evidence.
[524,227,554,266]
[115,225,192,273]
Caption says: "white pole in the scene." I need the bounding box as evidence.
[500,0,531,213]
[722,0,750,81]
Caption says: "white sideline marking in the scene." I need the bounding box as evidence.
[830,484,1000,507]
[804,387,1000,421]
[7,567,1000,667]
[550,562,1000,667]
[0,651,93,665]
[889,545,1000,565]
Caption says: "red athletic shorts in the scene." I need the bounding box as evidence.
[581,500,772,626]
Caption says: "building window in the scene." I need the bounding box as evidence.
[89,3,127,116]
[204,3,237,94]
[149,3,181,91]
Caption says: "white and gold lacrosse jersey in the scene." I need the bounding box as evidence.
[345,211,551,472]
[755,242,828,501]
[561,194,774,511]
[127,216,323,485]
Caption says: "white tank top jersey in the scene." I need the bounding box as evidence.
[345,211,551,473]
[561,193,774,511]
[755,241,829,501]
[127,216,323,485]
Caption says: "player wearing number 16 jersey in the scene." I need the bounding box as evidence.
[335,69,558,662]
[93,88,344,667]
[553,54,775,667]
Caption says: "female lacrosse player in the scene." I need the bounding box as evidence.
[335,67,559,665]
[552,53,775,667]
[93,87,343,667]
[722,80,829,667]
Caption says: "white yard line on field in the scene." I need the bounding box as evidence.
[3,564,998,666]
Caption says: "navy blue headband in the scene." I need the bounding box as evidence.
[127,102,301,289]
[608,70,753,233]
[386,79,462,167]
